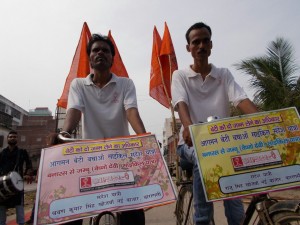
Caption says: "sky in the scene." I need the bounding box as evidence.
[1,0,300,143]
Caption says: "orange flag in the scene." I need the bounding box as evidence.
[149,26,170,108]
[57,22,92,108]
[149,23,178,108]
[108,30,129,78]
[159,22,178,102]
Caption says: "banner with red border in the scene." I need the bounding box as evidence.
[35,134,176,224]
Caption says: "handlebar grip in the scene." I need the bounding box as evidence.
[57,134,90,143]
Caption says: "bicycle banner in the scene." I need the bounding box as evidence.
[34,133,176,224]
[189,107,300,202]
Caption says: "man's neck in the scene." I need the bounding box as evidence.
[191,60,211,80]
[8,145,16,151]
[92,70,112,88]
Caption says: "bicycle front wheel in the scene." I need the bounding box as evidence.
[92,212,117,225]
[175,184,194,225]
[271,211,300,225]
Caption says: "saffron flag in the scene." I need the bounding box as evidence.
[149,23,178,108]
[57,22,92,108]
[149,26,169,108]
[159,22,178,104]
[108,30,129,78]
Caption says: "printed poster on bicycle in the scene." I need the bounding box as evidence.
[34,133,176,225]
[189,107,300,202]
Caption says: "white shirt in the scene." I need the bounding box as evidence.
[67,74,138,139]
[171,64,248,145]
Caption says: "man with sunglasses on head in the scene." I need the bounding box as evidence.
[171,22,258,225]
[61,34,146,225]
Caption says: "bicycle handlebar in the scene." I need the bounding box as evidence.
[57,116,220,144]
[57,133,91,143]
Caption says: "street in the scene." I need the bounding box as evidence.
[7,183,300,224]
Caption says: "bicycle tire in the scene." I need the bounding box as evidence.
[271,211,300,225]
[175,184,194,225]
[90,211,117,225]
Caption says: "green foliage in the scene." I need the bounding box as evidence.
[235,37,300,112]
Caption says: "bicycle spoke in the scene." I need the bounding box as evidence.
[176,185,194,225]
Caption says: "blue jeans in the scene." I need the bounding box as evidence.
[177,145,244,225]
[0,204,25,225]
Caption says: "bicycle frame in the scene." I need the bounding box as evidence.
[243,194,276,225]
[243,193,300,225]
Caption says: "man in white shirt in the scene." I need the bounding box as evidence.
[171,22,258,225]
[61,34,146,225]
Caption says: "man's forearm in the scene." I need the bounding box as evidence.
[126,108,146,134]
[177,102,193,128]
[62,108,82,133]
[237,98,259,115]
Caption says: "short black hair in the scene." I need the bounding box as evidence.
[8,131,17,136]
[185,22,212,44]
[86,34,115,57]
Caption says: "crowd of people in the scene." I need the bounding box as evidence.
[0,22,258,225]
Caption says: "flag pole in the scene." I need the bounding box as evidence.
[167,55,179,180]
[167,55,178,137]
[158,55,180,180]
[157,55,177,134]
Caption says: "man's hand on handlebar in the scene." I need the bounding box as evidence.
[47,133,59,146]
[47,131,71,146]
[183,127,193,147]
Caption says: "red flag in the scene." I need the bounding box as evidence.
[149,26,170,108]
[159,22,178,102]
[57,22,92,108]
[108,30,129,78]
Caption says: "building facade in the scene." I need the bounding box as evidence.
[0,95,28,150]
[16,107,56,169]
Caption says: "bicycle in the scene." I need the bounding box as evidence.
[174,116,300,225]
[174,117,217,225]
[175,160,195,225]
[177,180,300,225]
[174,158,216,225]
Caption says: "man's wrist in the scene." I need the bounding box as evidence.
[183,124,192,129]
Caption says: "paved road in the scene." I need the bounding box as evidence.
[9,183,300,225]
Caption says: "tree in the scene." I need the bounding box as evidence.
[235,37,300,112]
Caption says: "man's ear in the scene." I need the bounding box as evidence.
[186,44,190,52]
[211,41,213,50]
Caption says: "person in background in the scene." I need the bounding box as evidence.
[59,34,146,225]
[0,131,32,225]
[171,22,258,225]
